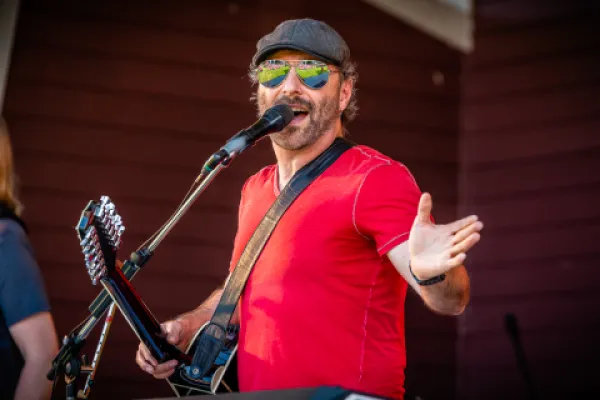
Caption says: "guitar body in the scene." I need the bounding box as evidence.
[167,323,240,396]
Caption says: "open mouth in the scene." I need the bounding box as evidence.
[290,106,310,124]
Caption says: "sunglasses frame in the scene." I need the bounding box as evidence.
[254,59,341,89]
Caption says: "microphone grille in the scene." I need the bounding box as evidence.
[268,104,294,129]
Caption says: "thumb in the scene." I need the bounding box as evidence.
[416,192,433,224]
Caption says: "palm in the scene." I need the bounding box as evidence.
[409,193,483,280]
[409,222,453,278]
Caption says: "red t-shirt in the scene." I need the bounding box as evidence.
[228,145,422,399]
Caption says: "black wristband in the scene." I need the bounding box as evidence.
[409,261,446,286]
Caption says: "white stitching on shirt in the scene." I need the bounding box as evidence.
[358,258,384,383]
[355,147,390,164]
[377,231,410,253]
[353,169,375,240]
[353,147,395,382]
[352,149,391,240]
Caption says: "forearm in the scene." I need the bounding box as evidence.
[176,287,241,340]
[14,358,53,400]
[420,266,470,316]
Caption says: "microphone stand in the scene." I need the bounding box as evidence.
[48,144,242,399]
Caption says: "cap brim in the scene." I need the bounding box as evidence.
[253,43,339,67]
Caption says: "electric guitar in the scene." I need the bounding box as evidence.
[76,196,239,396]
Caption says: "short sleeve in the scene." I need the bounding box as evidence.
[0,222,51,327]
[353,162,422,256]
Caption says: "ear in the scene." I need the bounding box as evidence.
[338,77,353,113]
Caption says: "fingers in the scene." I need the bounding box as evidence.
[416,192,433,224]
[445,252,466,269]
[447,215,479,234]
[136,343,157,373]
[450,232,481,259]
[136,342,178,379]
[452,221,484,245]
[152,360,179,379]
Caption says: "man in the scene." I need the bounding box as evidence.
[136,19,483,399]
[0,117,59,400]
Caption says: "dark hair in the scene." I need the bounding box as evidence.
[339,58,359,126]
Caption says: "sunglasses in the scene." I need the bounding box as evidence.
[255,60,340,89]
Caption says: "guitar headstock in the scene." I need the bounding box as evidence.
[76,196,125,285]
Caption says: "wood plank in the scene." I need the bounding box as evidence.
[463,83,600,133]
[347,57,459,97]
[348,122,458,163]
[458,362,597,400]
[357,86,457,129]
[8,115,277,180]
[462,291,600,334]
[11,144,457,226]
[475,0,600,34]
[463,148,600,200]
[397,163,458,205]
[468,219,600,264]
[464,50,600,100]
[19,0,458,66]
[403,364,455,400]
[45,262,221,319]
[462,116,600,164]
[4,79,457,133]
[460,322,600,368]
[467,15,600,68]
[19,189,240,255]
[7,109,456,168]
[9,41,458,99]
[13,151,249,209]
[3,81,257,137]
[13,13,256,72]
[469,255,600,299]
[467,184,600,230]
[9,46,255,106]
[23,0,422,38]
[29,227,233,290]
[405,290,458,334]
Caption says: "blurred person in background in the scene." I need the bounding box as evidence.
[0,117,58,400]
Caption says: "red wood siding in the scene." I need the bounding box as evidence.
[3,1,460,399]
[458,1,600,399]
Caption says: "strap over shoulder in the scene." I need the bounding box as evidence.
[187,137,355,379]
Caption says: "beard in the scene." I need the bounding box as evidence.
[256,91,340,151]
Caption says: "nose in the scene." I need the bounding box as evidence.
[279,67,304,96]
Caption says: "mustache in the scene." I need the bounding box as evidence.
[274,96,313,112]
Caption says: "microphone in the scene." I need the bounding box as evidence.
[201,104,294,173]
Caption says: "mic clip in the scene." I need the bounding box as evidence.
[201,133,248,173]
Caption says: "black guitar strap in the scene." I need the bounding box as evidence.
[188,137,355,379]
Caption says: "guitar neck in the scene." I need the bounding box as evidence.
[101,266,191,364]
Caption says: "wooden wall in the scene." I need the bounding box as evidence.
[3,1,461,399]
[458,1,600,399]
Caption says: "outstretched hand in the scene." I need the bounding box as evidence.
[408,193,483,280]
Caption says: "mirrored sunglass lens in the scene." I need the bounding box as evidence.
[297,64,330,89]
[257,63,290,88]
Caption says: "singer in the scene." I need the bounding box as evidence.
[135,19,483,399]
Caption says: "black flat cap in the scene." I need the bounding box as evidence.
[252,19,350,67]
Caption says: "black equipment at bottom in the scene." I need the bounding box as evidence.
[138,386,392,400]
